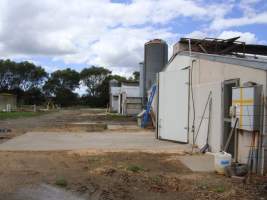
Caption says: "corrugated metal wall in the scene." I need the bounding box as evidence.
[0,94,17,111]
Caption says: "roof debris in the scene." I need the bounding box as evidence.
[174,37,267,57]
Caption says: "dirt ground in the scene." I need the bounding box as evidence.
[0,109,266,200]
[0,108,136,140]
[0,152,266,200]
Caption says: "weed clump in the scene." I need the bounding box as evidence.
[127,165,144,173]
[55,178,68,187]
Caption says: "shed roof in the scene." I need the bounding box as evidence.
[179,37,267,56]
[0,93,16,97]
[121,81,139,86]
[167,51,267,71]
[168,37,267,71]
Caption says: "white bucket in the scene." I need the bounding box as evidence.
[214,151,232,174]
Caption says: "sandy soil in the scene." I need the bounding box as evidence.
[0,109,266,200]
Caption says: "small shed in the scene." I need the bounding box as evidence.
[156,37,267,175]
[109,79,121,112]
[0,93,17,111]
[109,80,142,115]
[109,85,121,113]
[118,82,142,116]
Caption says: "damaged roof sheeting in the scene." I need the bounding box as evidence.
[174,37,267,57]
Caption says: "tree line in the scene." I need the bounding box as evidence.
[0,59,139,107]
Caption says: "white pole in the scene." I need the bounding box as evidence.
[188,38,192,56]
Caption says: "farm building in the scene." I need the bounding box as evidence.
[109,79,121,112]
[109,81,142,115]
[156,37,267,175]
[118,81,142,116]
[0,93,17,111]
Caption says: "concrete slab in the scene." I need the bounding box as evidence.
[0,131,191,152]
[179,155,215,172]
[107,124,142,131]
[67,122,107,132]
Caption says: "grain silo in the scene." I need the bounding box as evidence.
[143,39,168,97]
[139,62,144,98]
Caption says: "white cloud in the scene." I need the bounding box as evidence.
[210,12,267,30]
[186,30,208,39]
[209,0,267,30]
[2,0,224,72]
[75,85,87,96]
[61,27,177,69]
[218,31,258,44]
[0,0,264,75]
[185,30,260,45]
[239,0,262,16]
[43,65,60,73]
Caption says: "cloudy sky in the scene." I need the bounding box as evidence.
[0,0,266,76]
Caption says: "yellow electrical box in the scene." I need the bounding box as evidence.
[231,85,262,131]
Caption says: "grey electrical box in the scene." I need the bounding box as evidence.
[231,85,262,131]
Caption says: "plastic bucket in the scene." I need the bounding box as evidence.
[214,151,232,174]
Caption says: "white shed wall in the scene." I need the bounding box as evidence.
[121,85,140,98]
[192,58,266,164]
[110,87,121,95]
[159,54,267,172]
[164,55,192,72]
[193,82,222,152]
[110,87,121,112]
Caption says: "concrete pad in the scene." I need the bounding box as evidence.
[0,131,191,152]
[107,124,142,131]
[179,155,215,172]
[67,122,107,132]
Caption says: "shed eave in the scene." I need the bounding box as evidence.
[165,51,267,71]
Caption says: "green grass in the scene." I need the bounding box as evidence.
[214,186,225,193]
[106,113,134,121]
[55,178,68,187]
[150,175,162,184]
[197,182,208,190]
[126,165,144,173]
[0,112,44,120]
